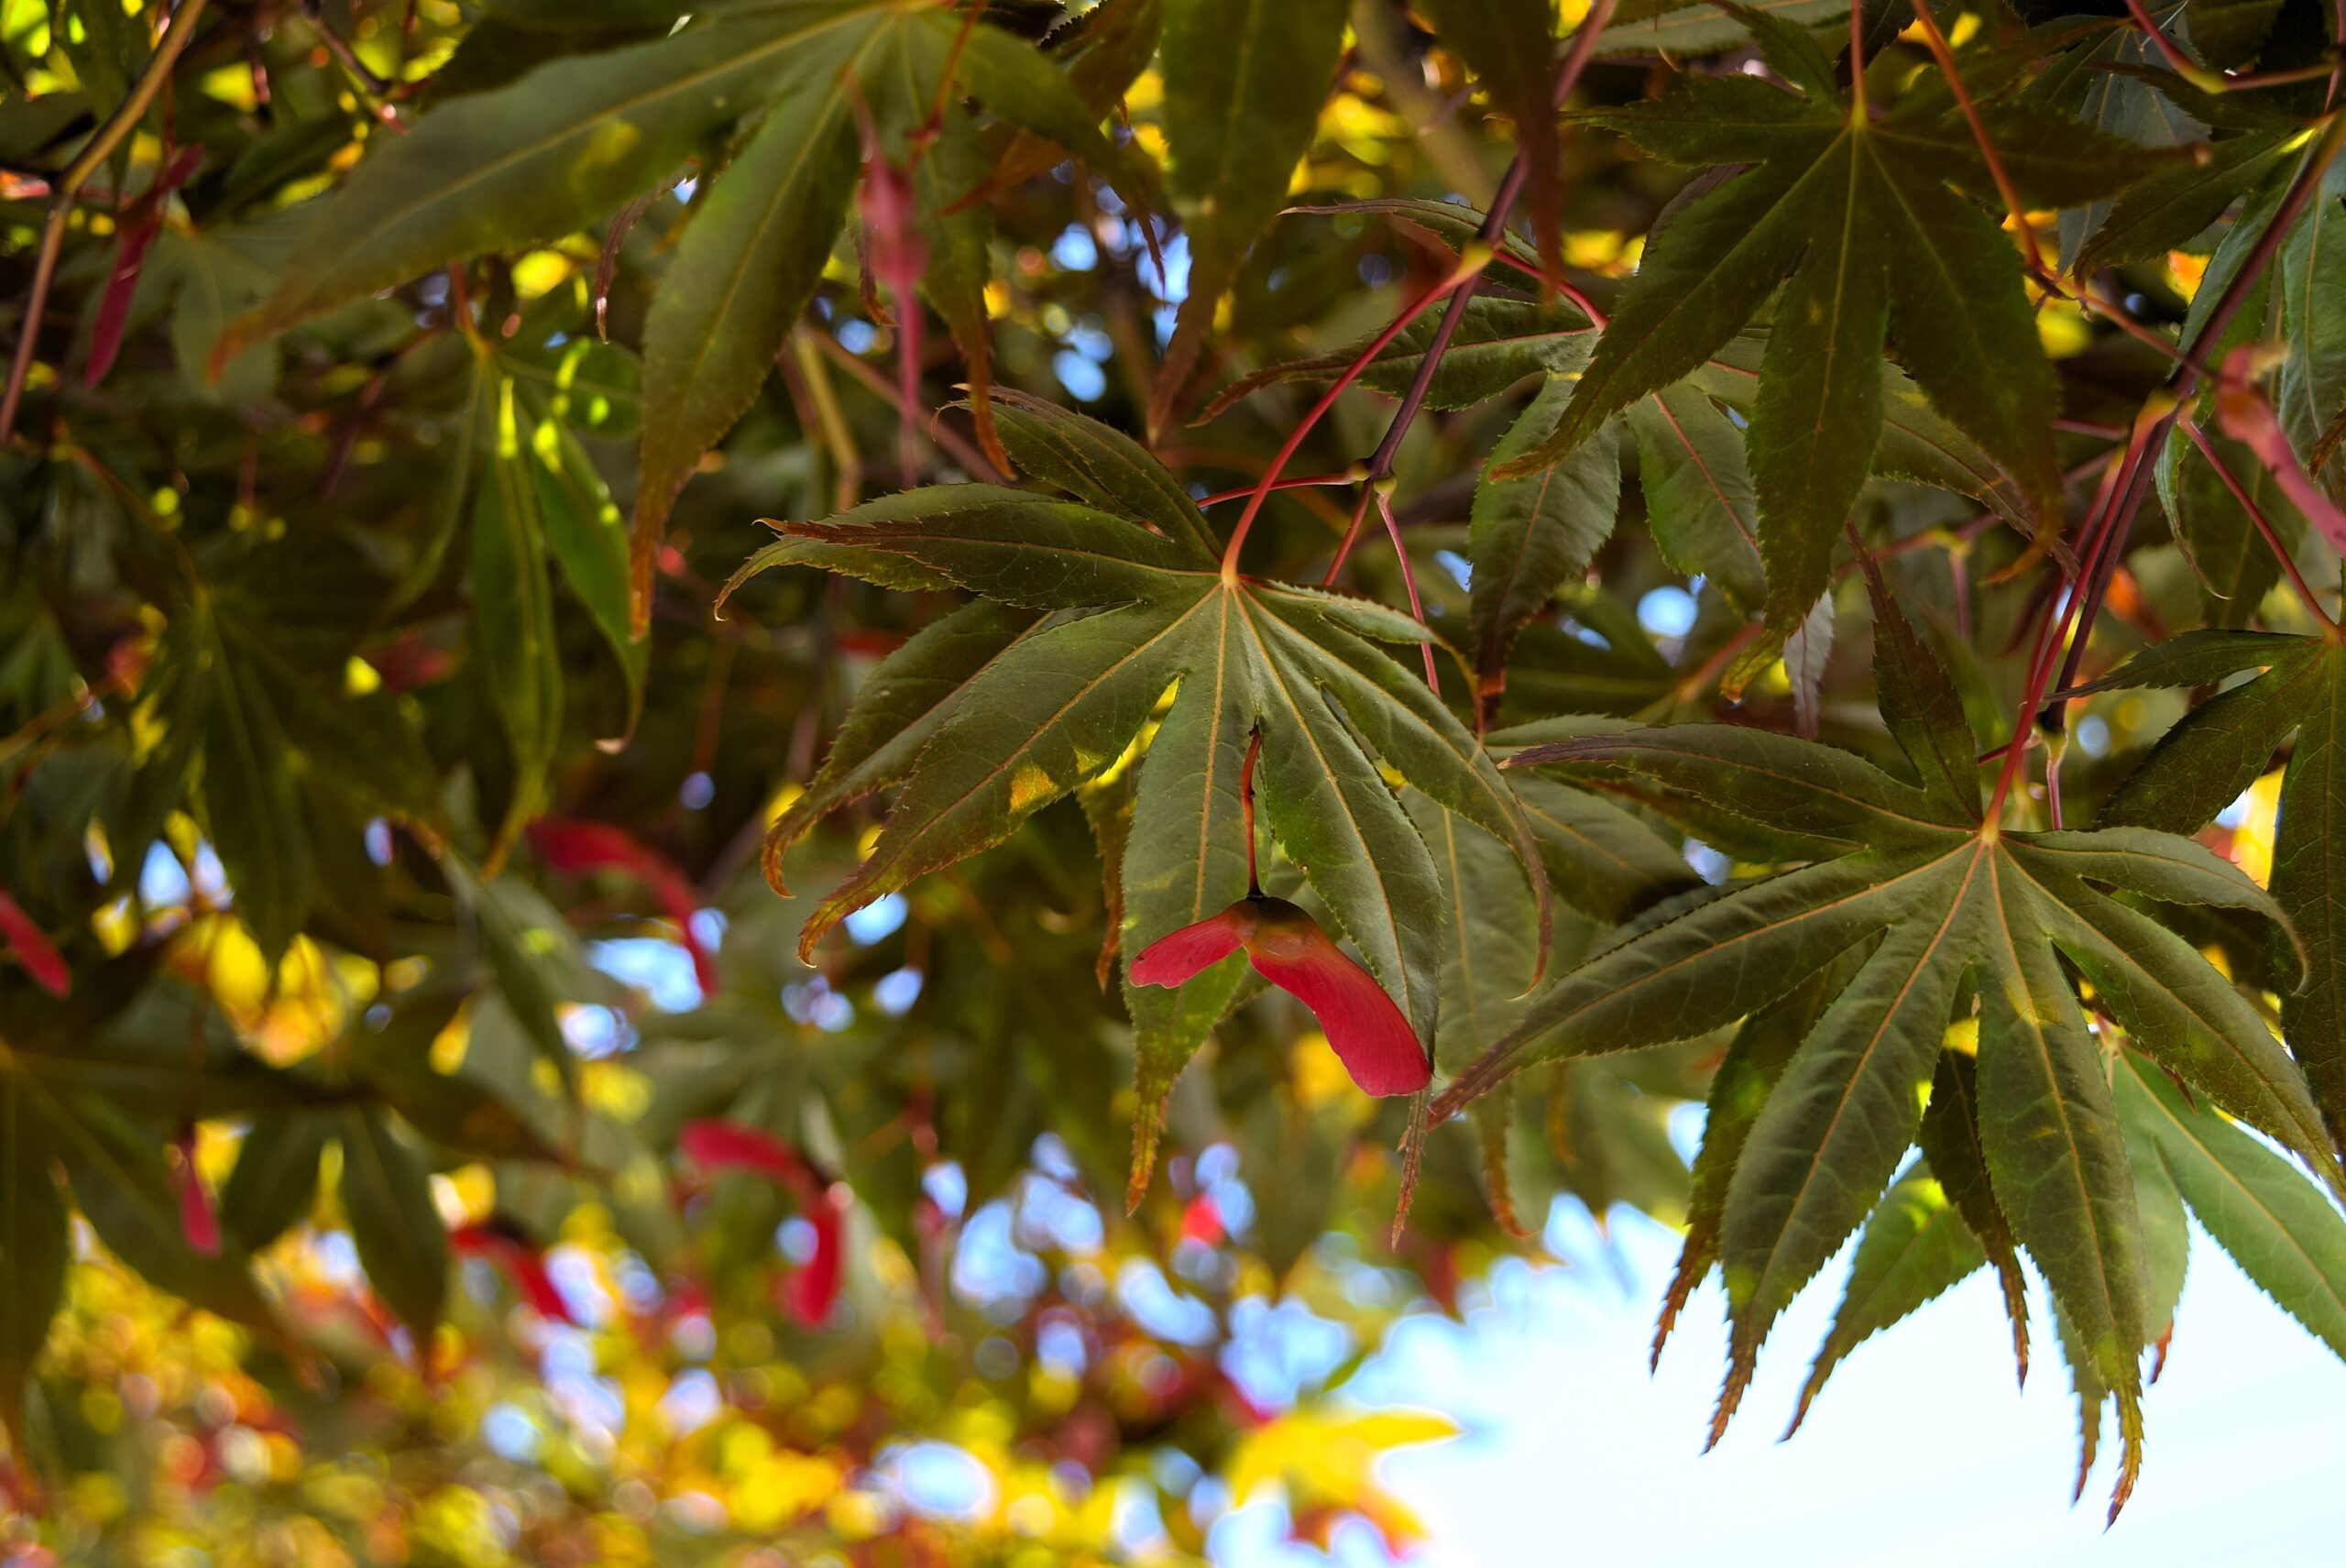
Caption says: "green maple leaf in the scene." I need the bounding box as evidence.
[1434,570,2333,1513]
[1493,4,2169,631]
[1789,1042,2346,1490]
[2081,628,2346,1157]
[727,397,1604,1191]
[1788,1158,1989,1430]
[2115,1047,2346,1364]
[1203,203,2041,653]
[1598,0,1853,58]
[1150,0,1352,431]
[221,0,1150,609]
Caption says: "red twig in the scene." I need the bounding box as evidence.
[809,329,1004,483]
[1197,469,1360,508]
[1902,0,2036,269]
[1218,265,1479,579]
[1321,486,1378,588]
[1848,0,1867,119]
[1359,0,1618,489]
[1988,416,2149,820]
[1483,246,1610,327]
[1371,485,1441,687]
[1988,111,2346,823]
[2177,412,2337,630]
[2119,0,2217,83]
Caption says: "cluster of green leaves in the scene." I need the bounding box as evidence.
[10,0,2346,1546]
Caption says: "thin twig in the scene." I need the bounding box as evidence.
[1220,266,1478,577]
[1483,246,1610,325]
[1988,106,2346,827]
[1359,0,1617,488]
[2120,0,2217,84]
[2054,418,2130,441]
[1655,620,1764,717]
[1988,413,2150,818]
[1321,486,1379,587]
[788,331,867,511]
[1848,0,1866,119]
[807,327,1005,484]
[1371,485,1442,687]
[2177,414,2338,629]
[2053,275,2207,372]
[2043,109,2346,709]
[1,0,213,442]
[1197,470,1360,508]
[302,0,404,127]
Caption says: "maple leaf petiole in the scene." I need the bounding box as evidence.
[1992,112,2346,822]
[1216,251,1486,583]
[2177,410,2340,632]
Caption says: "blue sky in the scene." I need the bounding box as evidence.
[1281,1202,2346,1567]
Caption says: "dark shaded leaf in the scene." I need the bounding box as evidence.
[1508,14,2165,626]
[630,43,862,581]
[0,1077,66,1451]
[472,392,565,851]
[1468,382,1623,709]
[338,1110,449,1349]
[218,1114,330,1254]
[1152,0,1353,430]
[1628,384,1767,615]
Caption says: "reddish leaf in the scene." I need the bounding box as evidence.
[679,1118,812,1187]
[451,1217,576,1324]
[0,892,69,998]
[528,818,717,993]
[84,146,203,389]
[2215,345,2346,556]
[780,1183,846,1328]
[849,83,927,487]
[86,211,163,389]
[366,631,457,693]
[1249,934,1429,1098]
[681,1118,843,1325]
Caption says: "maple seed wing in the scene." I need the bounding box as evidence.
[1131,904,1255,987]
[1245,902,1431,1098]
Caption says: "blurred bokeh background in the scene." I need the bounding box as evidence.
[6,0,2346,1563]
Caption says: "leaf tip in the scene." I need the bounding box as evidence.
[1126,1092,1168,1214]
[1706,1342,1758,1453]
[1388,1091,1431,1249]
[1782,1373,1823,1441]
[1650,1242,1706,1374]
